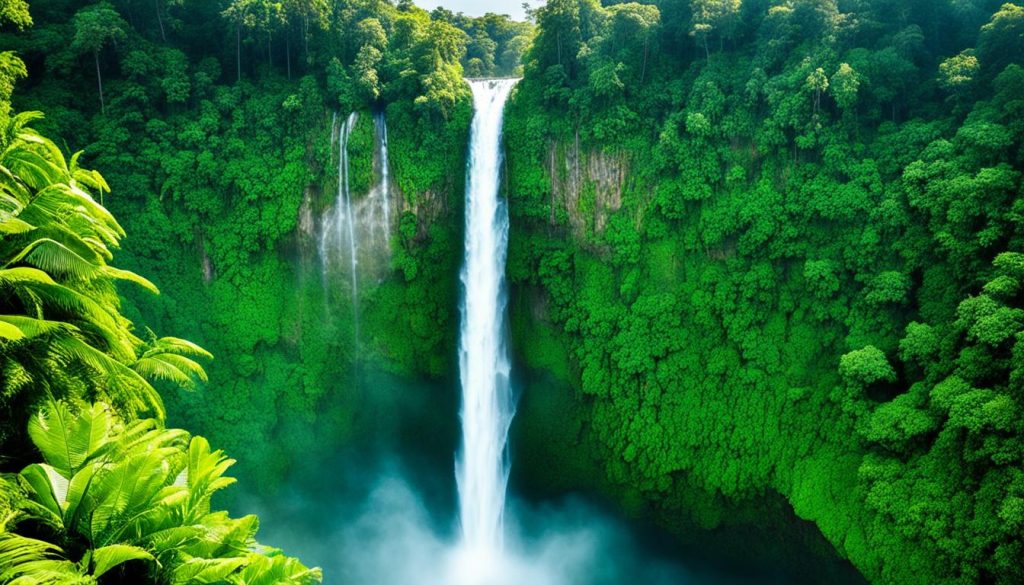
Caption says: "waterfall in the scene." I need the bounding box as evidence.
[376,114,392,245]
[318,112,361,333]
[456,78,519,564]
[359,114,392,266]
[340,112,359,316]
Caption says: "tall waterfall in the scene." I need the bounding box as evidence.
[456,79,519,564]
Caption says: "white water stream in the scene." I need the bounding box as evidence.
[454,78,519,577]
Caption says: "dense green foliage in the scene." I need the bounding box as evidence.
[429,9,533,77]
[505,1,1024,583]
[1,400,321,584]
[0,102,209,452]
[1,7,318,578]
[7,0,1024,583]
[0,0,488,488]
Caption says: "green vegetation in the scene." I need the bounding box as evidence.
[0,6,318,577]
[0,0,497,489]
[2,400,321,584]
[506,1,1024,583]
[429,9,533,77]
[4,0,1024,583]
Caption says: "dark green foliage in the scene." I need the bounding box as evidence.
[430,9,534,77]
[3,0,476,490]
[506,1,1024,583]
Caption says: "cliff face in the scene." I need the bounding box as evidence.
[113,107,470,493]
[544,133,628,238]
[501,118,929,585]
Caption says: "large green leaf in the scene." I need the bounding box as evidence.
[0,315,72,340]
[27,401,113,477]
[0,266,58,286]
[90,544,155,578]
[61,461,100,535]
[86,447,179,544]
[184,437,236,517]
[0,216,33,234]
[0,319,24,340]
[4,238,103,282]
[229,554,323,585]
[102,266,159,294]
[170,556,248,584]
[18,464,66,520]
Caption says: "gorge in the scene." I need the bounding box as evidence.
[1,1,1022,584]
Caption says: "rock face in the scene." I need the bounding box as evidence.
[545,131,627,239]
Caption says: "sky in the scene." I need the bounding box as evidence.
[413,0,544,21]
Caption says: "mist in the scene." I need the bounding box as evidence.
[240,466,777,585]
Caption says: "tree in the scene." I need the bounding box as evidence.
[689,0,741,59]
[533,0,583,75]
[805,66,829,116]
[979,3,1024,75]
[939,49,979,104]
[71,2,128,114]
[222,0,286,81]
[467,29,497,76]
[839,346,896,389]
[283,0,328,65]
[830,62,859,114]
[0,0,30,30]
[607,3,660,83]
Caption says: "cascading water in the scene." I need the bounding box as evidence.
[321,112,396,334]
[374,114,392,246]
[354,114,393,280]
[320,112,361,327]
[340,112,359,321]
[454,78,519,576]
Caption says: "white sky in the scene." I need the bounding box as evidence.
[413,0,544,21]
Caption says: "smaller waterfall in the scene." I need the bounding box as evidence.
[320,112,395,323]
[357,114,392,270]
[320,112,360,332]
[340,112,359,311]
[377,114,392,240]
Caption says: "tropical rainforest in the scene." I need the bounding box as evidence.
[0,0,1022,583]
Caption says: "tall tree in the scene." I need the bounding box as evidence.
[607,3,660,83]
[222,0,285,81]
[283,0,328,74]
[71,2,127,114]
[979,3,1024,75]
[689,0,741,59]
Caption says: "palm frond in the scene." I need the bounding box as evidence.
[0,315,74,341]
[4,238,103,281]
[103,266,159,294]
[184,437,236,518]
[27,401,114,477]
[48,337,165,419]
[170,555,248,585]
[229,554,323,585]
[90,543,155,578]
[0,532,80,585]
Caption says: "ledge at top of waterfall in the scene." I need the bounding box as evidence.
[456,77,520,564]
[464,76,523,82]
